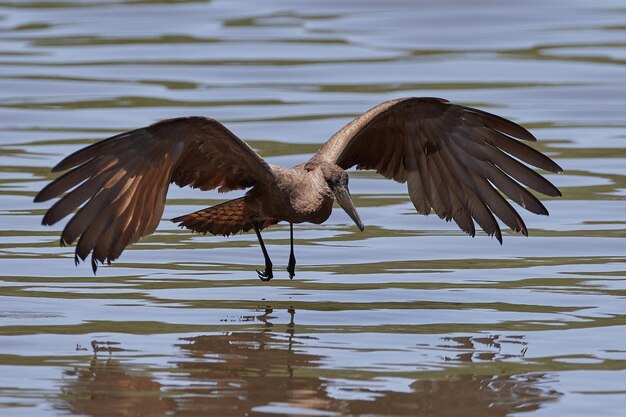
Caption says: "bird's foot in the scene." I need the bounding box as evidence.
[256,267,273,281]
[287,255,296,280]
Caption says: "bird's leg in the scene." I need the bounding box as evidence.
[253,222,273,281]
[287,222,296,279]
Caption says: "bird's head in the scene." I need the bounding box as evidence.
[318,163,364,231]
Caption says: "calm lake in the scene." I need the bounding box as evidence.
[1,1,625,416]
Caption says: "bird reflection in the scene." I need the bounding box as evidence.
[58,356,174,417]
[240,306,296,329]
[57,329,560,417]
[174,329,329,415]
[347,373,559,417]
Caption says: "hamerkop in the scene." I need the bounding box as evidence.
[35,98,562,280]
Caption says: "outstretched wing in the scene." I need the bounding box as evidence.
[311,97,562,242]
[35,117,275,271]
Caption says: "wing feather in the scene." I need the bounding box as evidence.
[480,127,562,172]
[36,116,275,270]
[424,147,475,235]
[432,137,502,242]
[43,168,117,227]
[420,121,454,218]
[404,130,431,214]
[445,139,527,235]
[35,156,117,202]
[91,174,142,265]
[448,140,548,215]
[312,97,562,240]
[415,121,474,233]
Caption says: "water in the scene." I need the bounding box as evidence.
[1,0,625,416]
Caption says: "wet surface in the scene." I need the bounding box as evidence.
[1,1,625,416]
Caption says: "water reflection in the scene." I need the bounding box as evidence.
[174,331,329,416]
[346,373,559,417]
[58,329,560,417]
[59,357,174,417]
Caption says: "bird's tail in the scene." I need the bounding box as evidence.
[172,198,272,236]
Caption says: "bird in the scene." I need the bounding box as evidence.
[34,97,562,280]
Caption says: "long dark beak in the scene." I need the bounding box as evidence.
[334,187,364,231]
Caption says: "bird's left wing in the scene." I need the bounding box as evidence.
[310,97,562,242]
[35,116,276,270]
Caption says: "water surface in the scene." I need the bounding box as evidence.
[1,1,625,416]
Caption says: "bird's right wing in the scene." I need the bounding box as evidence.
[35,117,275,270]
[311,97,562,242]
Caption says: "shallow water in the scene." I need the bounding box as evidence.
[1,1,625,416]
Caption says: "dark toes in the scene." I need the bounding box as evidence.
[256,269,273,281]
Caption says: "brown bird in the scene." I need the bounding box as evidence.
[34,97,562,280]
